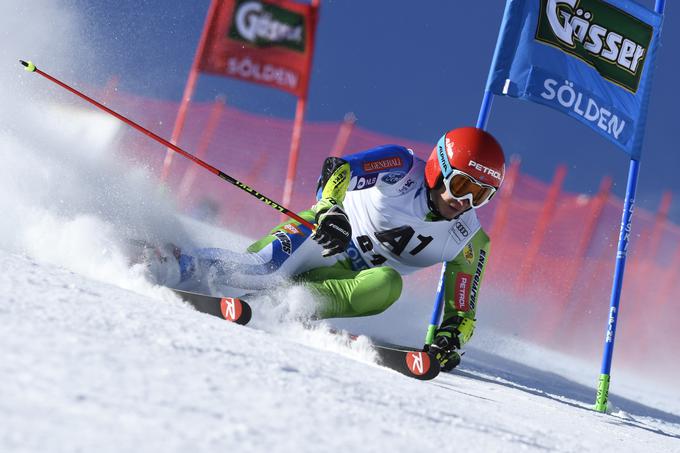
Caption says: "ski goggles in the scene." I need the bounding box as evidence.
[443,168,497,209]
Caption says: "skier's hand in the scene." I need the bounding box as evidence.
[428,316,474,371]
[428,329,462,372]
[312,204,352,257]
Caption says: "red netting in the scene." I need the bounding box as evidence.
[106,91,679,370]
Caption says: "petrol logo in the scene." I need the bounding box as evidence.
[454,273,472,312]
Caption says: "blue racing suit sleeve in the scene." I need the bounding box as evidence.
[315,145,414,200]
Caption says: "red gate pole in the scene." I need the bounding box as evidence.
[178,96,226,201]
[329,112,357,157]
[160,0,219,181]
[280,0,320,221]
[488,155,521,242]
[486,156,521,289]
[644,191,672,262]
[548,175,612,342]
[628,191,672,318]
[514,165,567,296]
[281,97,308,215]
[659,239,680,306]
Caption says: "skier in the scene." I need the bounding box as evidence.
[151,126,505,371]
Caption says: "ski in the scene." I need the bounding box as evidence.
[171,288,252,326]
[173,288,439,380]
[340,331,440,380]
[372,345,440,380]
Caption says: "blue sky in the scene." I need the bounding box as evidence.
[64,1,679,221]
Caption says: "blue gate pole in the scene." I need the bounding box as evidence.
[595,0,665,412]
[424,91,494,346]
[594,158,639,412]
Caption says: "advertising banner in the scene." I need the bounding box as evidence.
[486,0,663,158]
[199,0,318,98]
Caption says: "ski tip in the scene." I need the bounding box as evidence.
[20,60,36,72]
[404,350,440,380]
[219,297,252,326]
[374,346,441,380]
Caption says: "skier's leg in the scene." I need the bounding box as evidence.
[297,264,403,318]
[183,210,338,295]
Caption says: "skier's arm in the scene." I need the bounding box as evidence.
[314,145,414,211]
[311,145,415,256]
[430,229,490,370]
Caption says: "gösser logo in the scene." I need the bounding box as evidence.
[536,0,653,93]
[406,352,430,376]
[230,0,306,52]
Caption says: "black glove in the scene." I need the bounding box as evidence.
[312,205,352,257]
[428,319,464,371]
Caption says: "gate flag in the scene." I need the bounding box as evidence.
[199,0,318,98]
[485,0,663,159]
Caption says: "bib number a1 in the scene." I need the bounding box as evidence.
[356,225,433,265]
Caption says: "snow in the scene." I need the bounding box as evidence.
[2,250,680,453]
[2,3,679,451]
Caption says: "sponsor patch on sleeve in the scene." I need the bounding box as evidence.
[362,156,403,173]
[454,273,472,312]
[348,174,379,190]
[381,172,405,185]
[283,223,304,236]
[463,244,475,264]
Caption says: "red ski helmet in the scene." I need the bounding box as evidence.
[424,127,505,190]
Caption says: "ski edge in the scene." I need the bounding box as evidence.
[373,345,441,380]
[169,288,439,380]
[170,288,252,326]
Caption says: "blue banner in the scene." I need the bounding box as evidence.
[485,0,663,159]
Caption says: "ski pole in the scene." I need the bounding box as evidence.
[19,60,316,232]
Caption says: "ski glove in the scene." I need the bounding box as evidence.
[429,332,462,372]
[428,315,474,371]
[312,204,352,257]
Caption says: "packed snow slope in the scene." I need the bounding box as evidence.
[2,245,680,453]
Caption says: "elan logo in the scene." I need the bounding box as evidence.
[230,0,306,52]
[536,0,652,93]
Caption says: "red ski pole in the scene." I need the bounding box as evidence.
[19,60,315,231]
